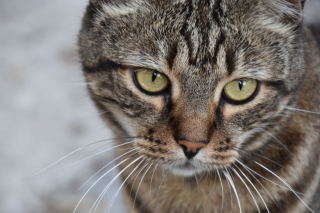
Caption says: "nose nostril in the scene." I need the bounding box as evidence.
[195,147,202,153]
[180,144,187,152]
[180,144,201,160]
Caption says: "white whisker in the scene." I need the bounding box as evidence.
[258,128,292,154]
[255,161,314,213]
[217,170,224,213]
[129,159,150,198]
[236,159,278,209]
[156,170,167,199]
[150,163,159,197]
[51,141,136,172]
[283,106,320,115]
[195,174,200,194]
[25,138,133,181]
[250,152,302,182]
[132,162,153,212]
[91,156,145,213]
[105,158,145,213]
[238,160,292,191]
[223,169,242,213]
[209,171,217,195]
[231,166,261,213]
[78,148,138,191]
[73,155,141,213]
[224,169,233,210]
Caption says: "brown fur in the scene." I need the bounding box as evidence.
[79,0,320,212]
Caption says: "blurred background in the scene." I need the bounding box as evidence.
[0,0,319,213]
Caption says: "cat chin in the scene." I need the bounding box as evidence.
[169,167,206,177]
[163,161,207,177]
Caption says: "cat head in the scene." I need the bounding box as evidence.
[79,0,306,176]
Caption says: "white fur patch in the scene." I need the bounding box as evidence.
[256,17,294,34]
[173,0,187,4]
[255,0,303,34]
[100,0,145,18]
[106,103,136,136]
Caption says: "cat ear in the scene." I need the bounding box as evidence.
[285,0,306,10]
[89,0,105,8]
[257,0,306,32]
[253,0,306,34]
[275,0,306,24]
[89,0,128,8]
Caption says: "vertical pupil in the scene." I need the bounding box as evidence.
[152,71,157,82]
[238,80,243,90]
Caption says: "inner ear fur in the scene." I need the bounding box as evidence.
[264,0,306,26]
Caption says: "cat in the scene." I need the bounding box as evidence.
[78,0,320,212]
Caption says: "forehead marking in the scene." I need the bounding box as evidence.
[179,0,225,67]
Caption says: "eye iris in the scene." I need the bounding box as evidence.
[223,79,257,102]
[135,69,169,93]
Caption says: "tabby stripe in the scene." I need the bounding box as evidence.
[212,32,225,65]
[216,99,225,126]
[212,0,223,28]
[265,80,290,95]
[179,0,194,66]
[83,60,123,73]
[259,146,319,213]
[166,41,178,69]
[210,0,225,66]
[225,49,236,75]
[124,181,152,213]
[91,92,121,105]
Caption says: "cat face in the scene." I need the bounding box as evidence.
[79,0,305,176]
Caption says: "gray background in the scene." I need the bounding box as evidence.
[1,0,319,212]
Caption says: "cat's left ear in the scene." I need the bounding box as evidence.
[260,0,306,29]
[90,0,104,8]
[286,0,306,9]
[281,0,306,24]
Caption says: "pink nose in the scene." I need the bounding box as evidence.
[178,140,207,159]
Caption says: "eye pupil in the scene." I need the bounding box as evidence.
[152,71,157,82]
[238,80,243,90]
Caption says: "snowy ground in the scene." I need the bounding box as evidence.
[1,1,319,213]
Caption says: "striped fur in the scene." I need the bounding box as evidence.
[79,0,320,212]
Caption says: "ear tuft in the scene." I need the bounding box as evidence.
[263,0,306,26]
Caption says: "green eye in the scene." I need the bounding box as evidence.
[135,68,169,93]
[223,79,258,102]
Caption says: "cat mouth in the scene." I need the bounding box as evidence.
[165,155,235,177]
